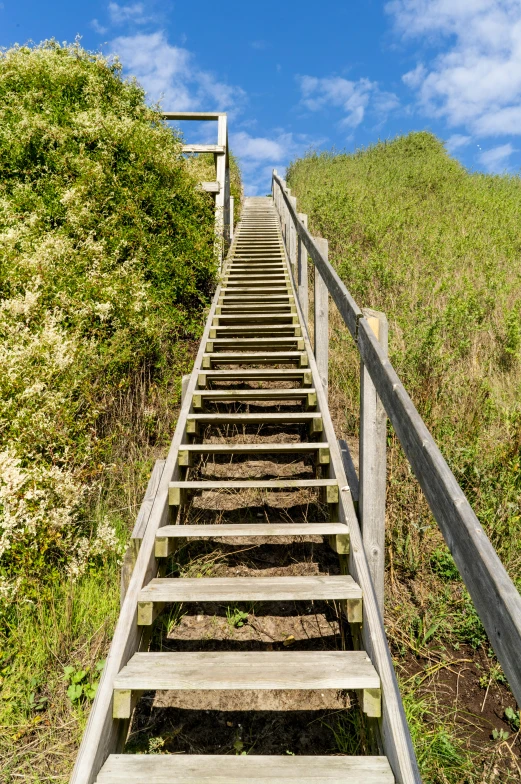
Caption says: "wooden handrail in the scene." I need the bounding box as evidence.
[272,171,521,707]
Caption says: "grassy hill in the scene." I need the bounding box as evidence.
[0,40,228,778]
[288,133,521,781]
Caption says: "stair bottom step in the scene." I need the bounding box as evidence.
[97,754,394,783]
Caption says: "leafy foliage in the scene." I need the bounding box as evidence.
[0,41,217,600]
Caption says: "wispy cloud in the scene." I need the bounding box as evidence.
[91,18,108,35]
[478,143,516,172]
[108,2,149,26]
[231,130,324,195]
[109,31,245,113]
[298,74,398,130]
[388,0,521,137]
[446,134,471,153]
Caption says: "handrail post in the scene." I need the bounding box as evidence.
[229,196,234,240]
[289,195,298,277]
[215,114,228,267]
[297,213,308,324]
[359,309,388,616]
[283,186,291,254]
[314,237,329,391]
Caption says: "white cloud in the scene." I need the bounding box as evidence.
[91,18,108,35]
[402,63,426,89]
[478,142,515,171]
[388,0,521,136]
[109,31,245,113]
[446,133,471,152]
[108,2,148,25]
[232,132,287,161]
[298,75,399,130]
[230,130,324,196]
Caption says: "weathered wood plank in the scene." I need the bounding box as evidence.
[338,439,359,508]
[156,522,347,541]
[314,237,329,391]
[359,309,388,615]
[138,574,362,604]
[162,111,225,120]
[182,144,226,153]
[97,753,394,783]
[200,181,220,193]
[297,212,309,324]
[114,650,380,692]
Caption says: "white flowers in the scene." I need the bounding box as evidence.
[0,448,79,559]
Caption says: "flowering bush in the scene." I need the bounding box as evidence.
[0,41,216,603]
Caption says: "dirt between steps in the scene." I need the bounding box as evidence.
[125,536,362,756]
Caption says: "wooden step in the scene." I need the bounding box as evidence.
[202,352,308,369]
[155,522,350,559]
[223,278,288,284]
[186,411,322,435]
[197,369,312,385]
[213,315,297,324]
[216,306,296,313]
[192,387,315,403]
[206,339,304,352]
[137,574,362,625]
[219,288,291,294]
[178,442,330,465]
[168,478,339,505]
[96,754,394,784]
[155,525,350,556]
[112,651,381,718]
[210,327,302,338]
[220,293,294,300]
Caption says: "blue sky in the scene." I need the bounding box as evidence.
[2,0,521,193]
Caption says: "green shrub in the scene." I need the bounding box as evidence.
[0,41,217,601]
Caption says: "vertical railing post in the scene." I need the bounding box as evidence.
[359,309,388,616]
[297,213,308,325]
[215,115,227,267]
[288,195,298,277]
[314,237,329,391]
[283,186,291,254]
[229,196,234,240]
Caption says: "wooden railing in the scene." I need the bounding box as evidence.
[163,111,233,260]
[272,171,521,707]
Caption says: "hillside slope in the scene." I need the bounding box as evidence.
[288,133,521,781]
[0,41,222,778]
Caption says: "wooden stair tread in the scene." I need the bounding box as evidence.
[156,522,349,538]
[96,754,394,783]
[187,412,321,421]
[178,442,328,452]
[193,388,314,398]
[113,651,380,691]
[139,574,361,603]
[169,479,337,489]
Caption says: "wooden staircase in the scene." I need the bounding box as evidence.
[74,197,419,783]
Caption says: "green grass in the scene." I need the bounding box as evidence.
[0,563,120,780]
[287,132,521,779]
[288,131,521,604]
